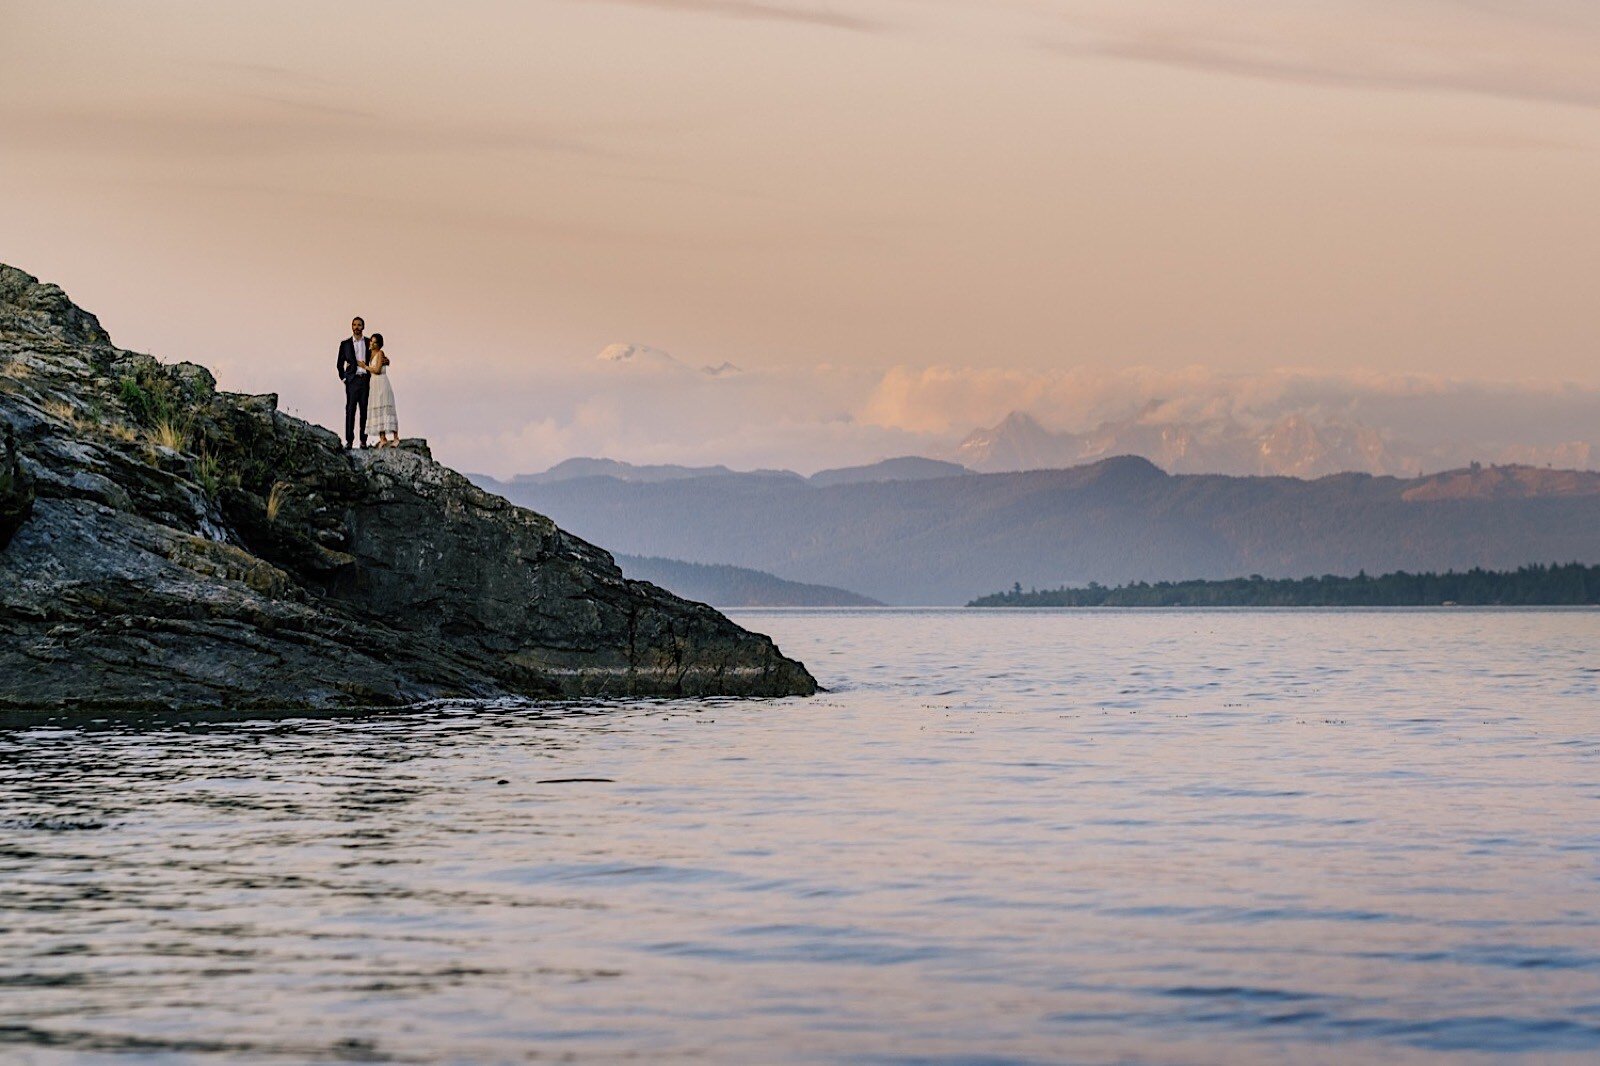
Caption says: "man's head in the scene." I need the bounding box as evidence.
[351,317,365,339]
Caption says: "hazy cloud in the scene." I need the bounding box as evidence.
[385,352,1600,478]
[859,362,1600,447]
[418,355,917,476]
[584,0,883,32]
[1050,1,1600,110]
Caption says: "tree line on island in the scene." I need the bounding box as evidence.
[970,563,1600,608]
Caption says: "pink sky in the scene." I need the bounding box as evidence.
[4,1,1600,475]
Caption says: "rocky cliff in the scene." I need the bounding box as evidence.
[0,265,816,711]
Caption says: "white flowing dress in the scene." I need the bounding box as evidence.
[369,364,398,436]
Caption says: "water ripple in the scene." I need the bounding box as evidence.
[1,608,1598,1062]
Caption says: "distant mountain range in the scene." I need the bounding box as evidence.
[617,556,881,607]
[472,457,1600,605]
[481,455,971,489]
[954,410,1595,479]
[500,457,758,486]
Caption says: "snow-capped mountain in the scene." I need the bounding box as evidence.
[595,344,742,377]
[595,343,684,371]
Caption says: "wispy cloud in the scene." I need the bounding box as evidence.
[584,0,883,32]
[1047,1,1600,110]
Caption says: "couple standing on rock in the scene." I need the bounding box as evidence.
[337,316,401,449]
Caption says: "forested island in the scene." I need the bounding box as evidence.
[969,564,1600,608]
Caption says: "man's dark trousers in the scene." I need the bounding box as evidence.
[344,374,370,448]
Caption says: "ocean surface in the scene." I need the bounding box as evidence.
[3,608,1598,1064]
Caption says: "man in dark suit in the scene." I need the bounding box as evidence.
[337,316,370,449]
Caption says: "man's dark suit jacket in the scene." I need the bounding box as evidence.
[337,338,369,382]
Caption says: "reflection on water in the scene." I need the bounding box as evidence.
[2,609,1599,1063]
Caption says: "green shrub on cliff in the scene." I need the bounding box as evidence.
[118,372,178,428]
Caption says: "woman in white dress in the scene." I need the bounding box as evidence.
[364,332,400,448]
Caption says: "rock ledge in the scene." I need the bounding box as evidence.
[0,264,816,711]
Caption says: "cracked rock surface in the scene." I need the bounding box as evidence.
[0,264,816,712]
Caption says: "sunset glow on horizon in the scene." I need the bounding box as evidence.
[5,0,1600,475]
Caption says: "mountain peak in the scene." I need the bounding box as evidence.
[809,456,972,487]
[595,342,682,370]
[1082,453,1167,487]
[956,410,1064,471]
[596,344,742,378]
[998,410,1046,431]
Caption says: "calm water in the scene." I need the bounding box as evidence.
[3,609,1599,1064]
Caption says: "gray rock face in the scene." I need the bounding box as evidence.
[0,423,32,549]
[0,264,816,712]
